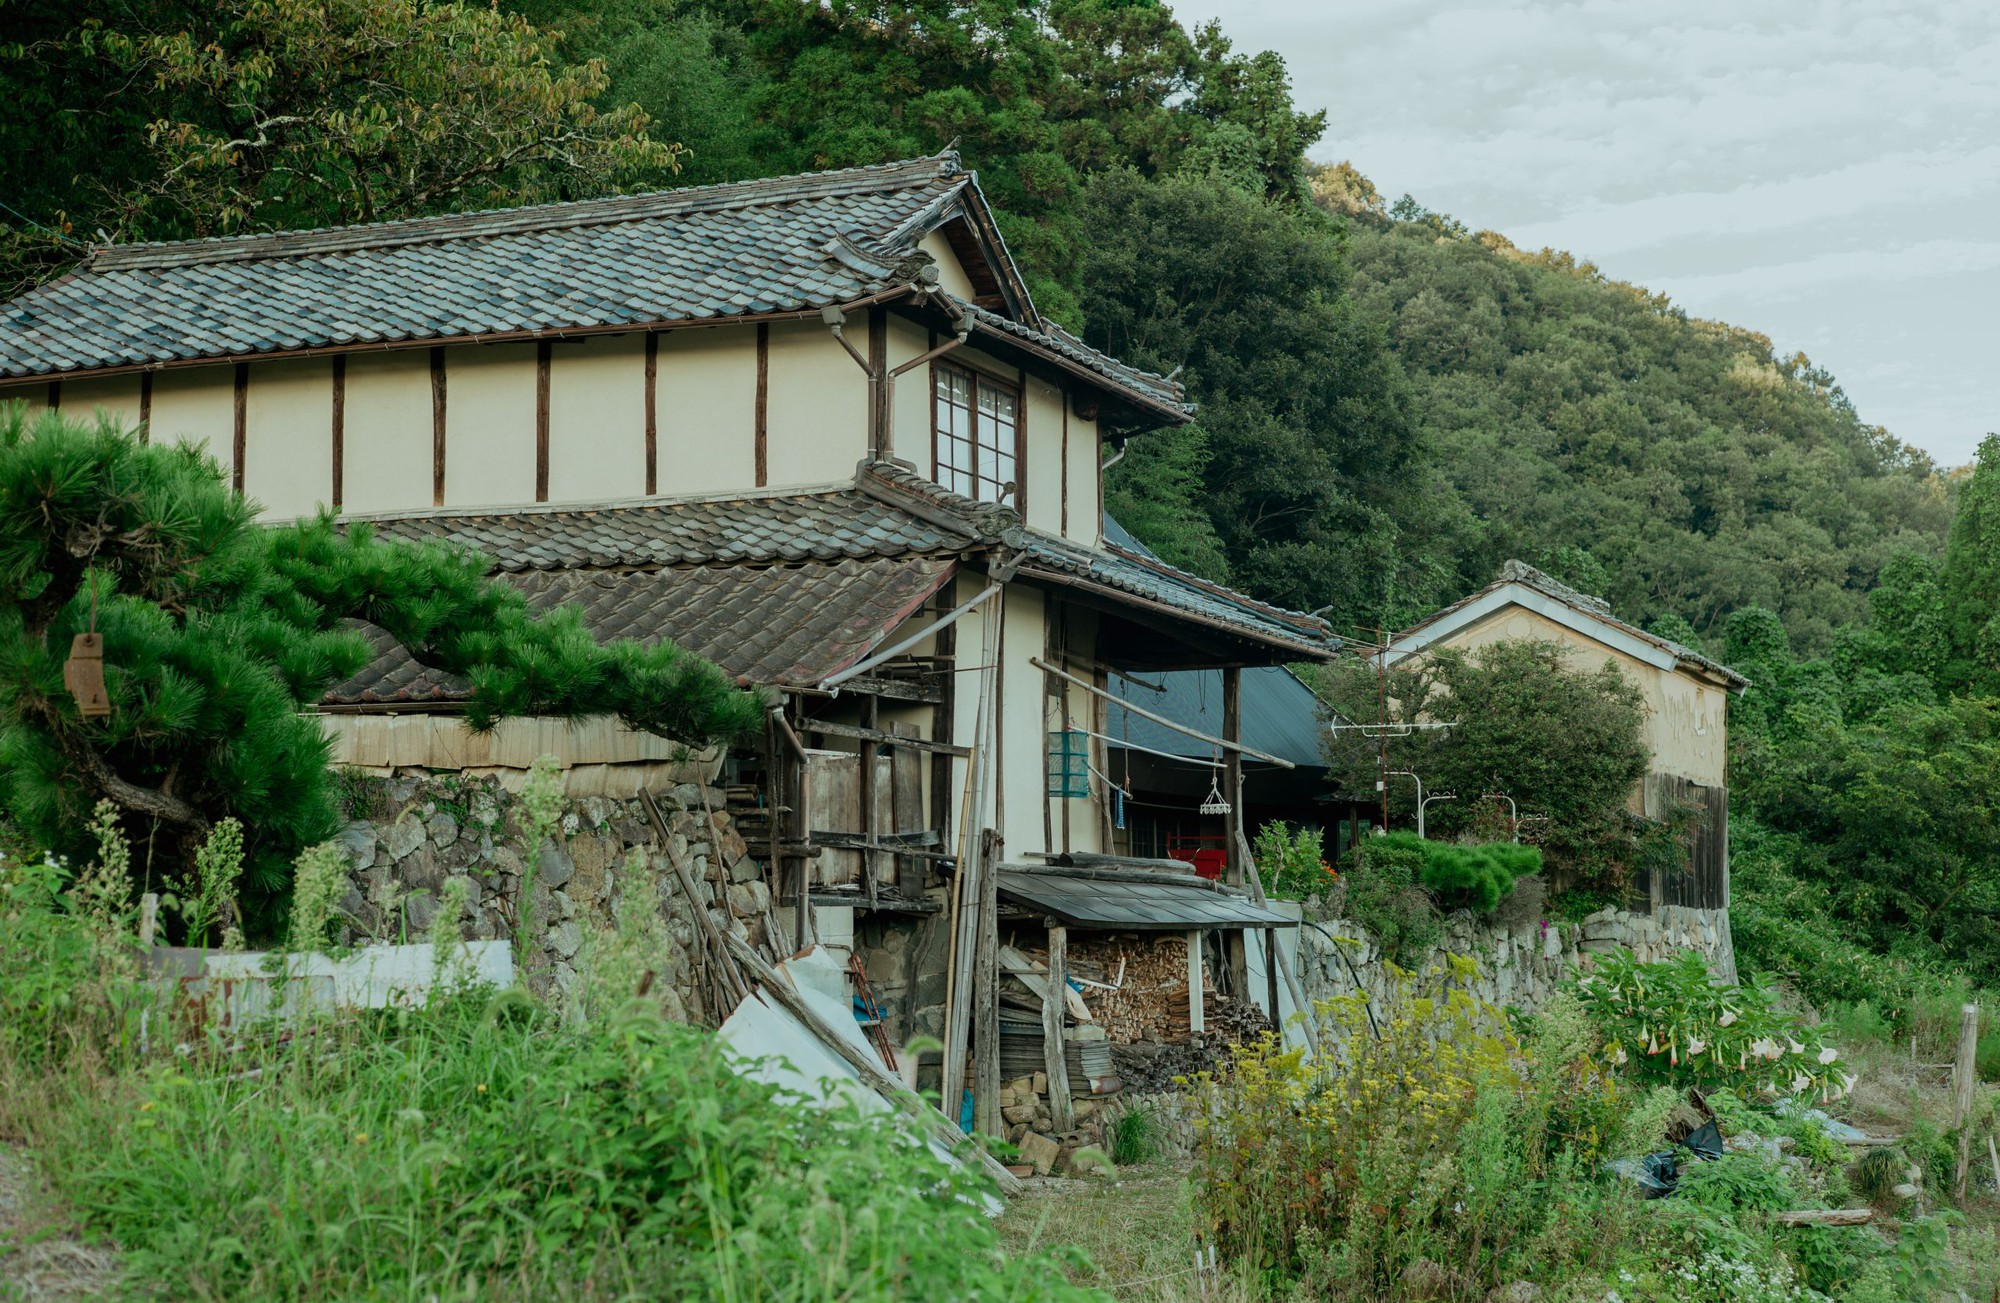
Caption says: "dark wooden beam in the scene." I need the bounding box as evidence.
[754,322,769,488]
[429,347,446,506]
[643,331,658,495]
[534,339,552,502]
[231,363,247,492]
[138,372,152,443]
[800,718,969,757]
[330,355,346,511]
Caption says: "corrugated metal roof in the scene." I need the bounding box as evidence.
[995,867,1296,930]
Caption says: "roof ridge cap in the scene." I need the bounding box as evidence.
[92,154,964,273]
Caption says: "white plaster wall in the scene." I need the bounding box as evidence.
[0,381,49,418]
[1023,374,1065,534]
[1427,607,1729,791]
[444,343,536,507]
[1066,407,1100,545]
[55,375,144,431]
[765,320,868,488]
[999,584,1051,859]
[656,327,756,494]
[244,358,334,520]
[919,232,979,302]
[341,351,434,514]
[547,334,646,503]
[886,316,934,475]
[149,367,236,477]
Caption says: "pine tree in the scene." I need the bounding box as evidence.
[1942,434,2000,696]
[0,407,763,929]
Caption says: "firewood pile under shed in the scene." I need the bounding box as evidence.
[988,856,1296,1174]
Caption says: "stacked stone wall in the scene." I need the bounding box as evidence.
[331,761,767,1024]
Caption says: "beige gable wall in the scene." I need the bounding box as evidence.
[1066,408,1100,545]
[1022,374,1065,534]
[887,316,935,475]
[149,368,236,476]
[55,375,145,431]
[342,351,434,514]
[918,232,979,301]
[245,358,335,519]
[766,320,869,487]
[547,334,647,503]
[444,343,537,506]
[0,381,50,419]
[1426,606,1728,793]
[656,327,757,494]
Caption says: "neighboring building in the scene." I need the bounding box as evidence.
[1380,561,1749,970]
[0,153,1323,1127]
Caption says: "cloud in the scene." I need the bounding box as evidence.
[1188,0,2000,459]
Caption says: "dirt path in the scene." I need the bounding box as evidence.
[0,1144,117,1301]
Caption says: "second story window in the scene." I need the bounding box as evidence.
[933,361,1019,505]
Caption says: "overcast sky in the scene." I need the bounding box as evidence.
[1198,0,2000,467]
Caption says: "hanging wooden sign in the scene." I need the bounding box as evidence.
[64,632,111,719]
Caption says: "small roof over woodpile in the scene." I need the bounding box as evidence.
[323,462,1339,707]
[995,864,1297,931]
[0,153,1188,429]
[1382,560,1749,694]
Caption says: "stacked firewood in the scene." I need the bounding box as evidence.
[1067,934,1194,1045]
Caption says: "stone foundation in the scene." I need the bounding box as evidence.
[331,762,765,1024]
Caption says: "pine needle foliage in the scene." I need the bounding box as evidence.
[0,406,764,930]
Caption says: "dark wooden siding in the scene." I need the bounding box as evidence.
[1646,774,1729,911]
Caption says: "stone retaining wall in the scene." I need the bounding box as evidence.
[331,761,765,1024]
[1292,901,1736,1017]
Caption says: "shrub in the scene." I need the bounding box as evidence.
[1337,834,1440,964]
[1362,830,1542,914]
[1252,820,1335,900]
[1191,959,1629,1296]
[1575,949,1851,1101]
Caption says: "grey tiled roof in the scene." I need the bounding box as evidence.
[507,558,955,686]
[0,155,1190,420]
[322,460,1335,707]
[354,482,975,572]
[324,556,956,701]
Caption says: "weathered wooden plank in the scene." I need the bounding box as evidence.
[802,718,970,757]
[1044,925,1075,1131]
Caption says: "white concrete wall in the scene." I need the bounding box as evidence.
[765,320,868,488]
[341,351,433,514]
[547,334,647,503]
[444,343,537,506]
[657,327,757,495]
[244,358,335,519]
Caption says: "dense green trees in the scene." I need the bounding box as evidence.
[1318,641,1650,887]
[0,409,761,924]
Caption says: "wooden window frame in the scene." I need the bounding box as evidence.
[931,358,1023,506]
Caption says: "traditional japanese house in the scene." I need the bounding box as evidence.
[0,152,1327,1134]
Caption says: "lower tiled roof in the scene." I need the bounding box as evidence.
[355,481,973,572]
[508,558,954,686]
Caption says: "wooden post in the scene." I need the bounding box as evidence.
[860,695,880,908]
[973,829,1003,1136]
[1187,929,1206,1035]
[1044,923,1075,1131]
[1954,1002,1979,1199]
[1238,827,1318,1055]
[1221,667,1248,997]
[1264,927,1281,1028]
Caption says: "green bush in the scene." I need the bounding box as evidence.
[1365,831,1541,914]
[1337,834,1440,964]
[1252,820,1335,900]
[1574,950,1850,1100]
